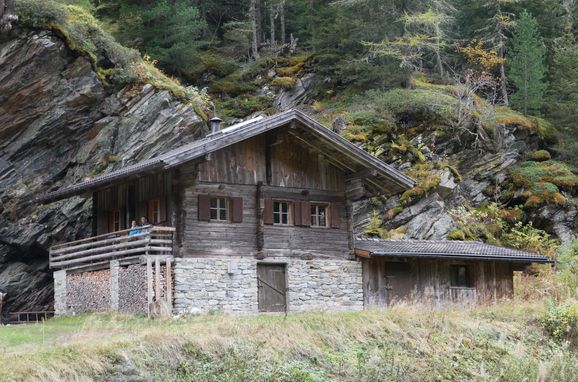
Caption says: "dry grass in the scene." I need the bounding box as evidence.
[0,301,577,381]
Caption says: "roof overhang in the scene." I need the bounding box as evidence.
[354,239,553,264]
[32,109,415,204]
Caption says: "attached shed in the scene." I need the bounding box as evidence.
[354,239,552,308]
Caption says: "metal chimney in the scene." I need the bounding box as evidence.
[210,117,222,134]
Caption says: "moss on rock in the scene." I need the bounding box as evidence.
[529,150,552,162]
[16,0,209,109]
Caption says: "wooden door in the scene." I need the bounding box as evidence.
[363,258,387,308]
[363,259,413,308]
[257,264,287,312]
[383,262,412,306]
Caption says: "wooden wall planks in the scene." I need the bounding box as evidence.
[362,258,515,308]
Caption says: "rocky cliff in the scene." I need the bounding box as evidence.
[0,28,205,317]
[1,25,577,318]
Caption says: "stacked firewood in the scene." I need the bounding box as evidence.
[118,265,147,313]
[66,270,111,313]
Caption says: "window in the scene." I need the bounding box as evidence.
[210,197,229,221]
[450,265,470,287]
[111,209,121,231]
[310,203,328,227]
[273,201,291,225]
[148,198,160,224]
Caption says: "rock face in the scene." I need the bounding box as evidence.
[354,123,577,244]
[0,28,205,318]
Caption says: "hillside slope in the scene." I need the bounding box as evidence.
[0,303,577,381]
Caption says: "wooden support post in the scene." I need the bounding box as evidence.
[492,262,497,305]
[166,259,172,308]
[155,257,161,302]
[256,181,265,258]
[346,200,354,255]
[146,257,153,317]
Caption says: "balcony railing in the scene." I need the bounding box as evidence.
[49,226,175,270]
[449,287,477,305]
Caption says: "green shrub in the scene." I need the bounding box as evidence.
[364,210,389,239]
[543,299,578,344]
[557,239,578,292]
[15,0,68,27]
[216,95,274,119]
[511,160,578,207]
[210,72,256,96]
[448,229,466,241]
[449,203,557,257]
[529,150,552,161]
[399,163,441,205]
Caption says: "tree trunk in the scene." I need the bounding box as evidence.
[269,0,276,46]
[250,0,260,60]
[279,0,286,44]
[434,22,444,79]
[499,48,509,106]
[0,0,17,33]
[255,0,263,47]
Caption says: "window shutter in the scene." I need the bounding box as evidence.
[198,194,211,221]
[301,201,311,227]
[293,201,302,226]
[331,202,342,228]
[232,197,243,223]
[264,197,273,225]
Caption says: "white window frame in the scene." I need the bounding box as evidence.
[310,203,329,228]
[210,197,229,222]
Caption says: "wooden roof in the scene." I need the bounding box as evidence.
[35,109,415,204]
[354,238,552,263]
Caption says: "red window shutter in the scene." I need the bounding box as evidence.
[232,197,243,223]
[331,202,342,229]
[293,201,302,226]
[263,197,273,225]
[301,201,311,227]
[198,194,211,221]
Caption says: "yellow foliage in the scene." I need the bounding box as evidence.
[457,39,505,70]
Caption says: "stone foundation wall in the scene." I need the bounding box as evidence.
[174,257,363,314]
[66,269,111,314]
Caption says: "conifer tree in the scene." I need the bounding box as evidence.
[508,10,547,115]
[544,33,578,158]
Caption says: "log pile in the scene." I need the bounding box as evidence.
[66,270,111,313]
[118,265,147,313]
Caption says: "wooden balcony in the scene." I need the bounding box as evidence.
[49,226,175,271]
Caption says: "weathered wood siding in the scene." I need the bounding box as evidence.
[93,172,173,235]
[196,132,345,191]
[362,258,514,307]
[178,130,351,258]
[181,182,350,258]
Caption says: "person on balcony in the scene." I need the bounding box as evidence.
[128,220,141,236]
[140,216,152,230]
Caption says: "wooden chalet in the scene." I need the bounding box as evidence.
[38,109,551,316]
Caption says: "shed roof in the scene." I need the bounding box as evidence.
[354,238,552,263]
[35,109,415,204]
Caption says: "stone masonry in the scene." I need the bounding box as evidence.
[173,257,363,314]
